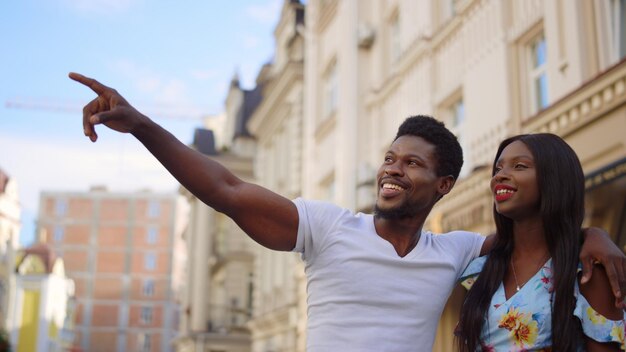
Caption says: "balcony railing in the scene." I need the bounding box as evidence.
[205,304,251,334]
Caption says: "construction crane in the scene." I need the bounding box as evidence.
[5,97,206,121]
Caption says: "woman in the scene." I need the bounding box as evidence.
[456,134,625,351]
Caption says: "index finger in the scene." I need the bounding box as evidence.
[602,259,622,299]
[68,72,110,96]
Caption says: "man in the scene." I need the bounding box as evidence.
[69,72,625,351]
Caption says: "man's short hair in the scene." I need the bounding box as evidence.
[395,115,463,180]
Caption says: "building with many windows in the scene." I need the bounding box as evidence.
[37,187,188,352]
[302,0,626,350]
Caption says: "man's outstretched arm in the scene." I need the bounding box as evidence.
[69,72,299,251]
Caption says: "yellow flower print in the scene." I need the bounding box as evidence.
[498,307,538,347]
[610,325,625,346]
[512,317,539,348]
[498,307,522,331]
[587,307,607,325]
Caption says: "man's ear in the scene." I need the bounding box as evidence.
[438,175,456,196]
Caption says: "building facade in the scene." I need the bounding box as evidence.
[246,1,307,351]
[37,188,187,352]
[302,0,626,350]
[174,58,266,351]
[10,243,76,352]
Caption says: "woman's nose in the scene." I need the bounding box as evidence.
[492,169,510,182]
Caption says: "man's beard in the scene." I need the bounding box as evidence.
[374,202,421,220]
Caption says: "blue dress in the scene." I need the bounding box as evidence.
[460,257,626,351]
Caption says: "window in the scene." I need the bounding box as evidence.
[137,333,151,351]
[611,0,626,61]
[450,99,465,127]
[147,201,160,218]
[445,97,468,177]
[320,176,335,202]
[146,226,158,244]
[439,0,456,24]
[140,306,153,324]
[247,272,254,316]
[142,279,155,297]
[527,33,548,114]
[144,253,156,271]
[55,199,68,216]
[323,61,338,118]
[390,13,401,64]
[53,225,65,242]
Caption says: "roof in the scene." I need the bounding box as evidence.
[234,84,263,138]
[18,243,57,274]
[193,128,218,155]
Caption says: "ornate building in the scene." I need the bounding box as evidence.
[300,0,625,349]
[174,62,264,352]
[246,1,306,351]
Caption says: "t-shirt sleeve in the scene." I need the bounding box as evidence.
[292,198,346,261]
[441,231,486,278]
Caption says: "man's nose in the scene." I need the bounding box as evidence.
[385,162,403,176]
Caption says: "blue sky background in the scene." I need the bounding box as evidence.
[0,0,282,246]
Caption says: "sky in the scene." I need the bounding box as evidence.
[0,0,282,246]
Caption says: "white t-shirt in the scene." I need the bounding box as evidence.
[293,198,485,352]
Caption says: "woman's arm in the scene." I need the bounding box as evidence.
[580,265,624,351]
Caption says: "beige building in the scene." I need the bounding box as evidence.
[37,188,188,352]
[246,2,306,352]
[181,0,626,350]
[174,70,264,351]
[302,0,626,350]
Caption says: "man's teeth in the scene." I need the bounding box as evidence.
[496,189,514,195]
[383,183,404,191]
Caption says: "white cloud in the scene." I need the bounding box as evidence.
[243,34,261,49]
[62,0,140,15]
[190,69,218,81]
[0,133,178,214]
[245,0,281,25]
[108,60,196,108]
[156,79,188,105]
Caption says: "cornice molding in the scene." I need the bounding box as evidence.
[522,60,626,137]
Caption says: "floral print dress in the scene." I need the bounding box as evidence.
[460,256,626,351]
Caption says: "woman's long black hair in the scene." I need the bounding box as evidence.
[456,134,585,351]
